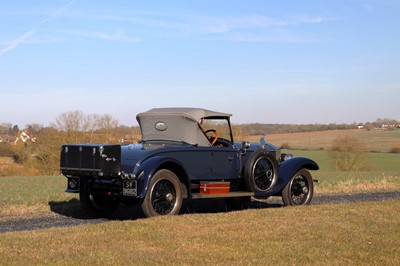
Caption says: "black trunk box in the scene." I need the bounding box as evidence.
[60,144,121,177]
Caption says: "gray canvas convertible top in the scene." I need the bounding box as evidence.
[136,108,232,146]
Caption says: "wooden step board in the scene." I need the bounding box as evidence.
[192,191,254,199]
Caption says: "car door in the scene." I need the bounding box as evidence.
[210,145,239,180]
[165,147,214,180]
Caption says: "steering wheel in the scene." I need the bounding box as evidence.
[204,129,219,146]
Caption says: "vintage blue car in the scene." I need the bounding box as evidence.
[60,108,319,217]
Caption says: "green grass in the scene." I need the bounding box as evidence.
[1,149,400,213]
[0,176,78,218]
[369,152,400,171]
[284,150,400,193]
[1,200,399,265]
[286,149,400,172]
[261,129,400,152]
[1,152,400,265]
[0,175,76,207]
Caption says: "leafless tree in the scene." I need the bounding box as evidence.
[52,110,86,143]
[331,136,368,171]
[54,110,85,132]
[98,114,119,142]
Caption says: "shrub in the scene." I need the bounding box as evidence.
[280,142,291,149]
[331,136,368,171]
[0,143,13,157]
[390,146,400,153]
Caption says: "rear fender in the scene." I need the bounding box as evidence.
[133,156,189,198]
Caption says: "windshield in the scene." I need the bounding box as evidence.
[200,118,233,143]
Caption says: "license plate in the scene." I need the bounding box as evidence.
[123,180,137,196]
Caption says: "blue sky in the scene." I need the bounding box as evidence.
[0,0,399,127]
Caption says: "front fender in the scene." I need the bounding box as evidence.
[254,157,319,198]
[275,157,318,195]
[133,156,188,198]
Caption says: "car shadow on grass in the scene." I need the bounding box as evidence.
[49,197,283,221]
[48,199,145,220]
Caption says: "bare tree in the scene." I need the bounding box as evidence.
[84,114,101,142]
[54,110,85,132]
[26,123,44,134]
[99,114,119,129]
[0,123,12,134]
[53,110,86,143]
[331,136,368,171]
[98,114,119,142]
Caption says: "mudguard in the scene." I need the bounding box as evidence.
[253,157,319,198]
[132,156,189,198]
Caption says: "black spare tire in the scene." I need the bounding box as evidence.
[244,149,278,193]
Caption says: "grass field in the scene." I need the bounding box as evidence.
[1,129,399,265]
[1,148,399,216]
[240,129,400,152]
[1,200,399,265]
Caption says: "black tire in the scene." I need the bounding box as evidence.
[225,197,251,211]
[141,169,183,217]
[79,180,120,218]
[244,149,278,193]
[282,169,314,206]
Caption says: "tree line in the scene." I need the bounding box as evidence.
[0,110,398,176]
[1,111,398,138]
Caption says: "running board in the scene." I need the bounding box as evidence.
[192,191,254,199]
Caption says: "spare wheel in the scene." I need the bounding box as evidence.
[244,149,278,193]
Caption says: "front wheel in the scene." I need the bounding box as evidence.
[282,169,314,206]
[141,169,183,217]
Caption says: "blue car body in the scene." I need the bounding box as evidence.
[60,108,319,217]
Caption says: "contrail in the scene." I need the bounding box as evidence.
[0,30,35,56]
[0,0,74,57]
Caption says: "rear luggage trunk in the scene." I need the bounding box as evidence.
[60,144,121,177]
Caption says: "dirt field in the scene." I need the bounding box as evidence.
[238,129,400,152]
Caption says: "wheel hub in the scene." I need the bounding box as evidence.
[165,193,174,202]
[266,170,273,179]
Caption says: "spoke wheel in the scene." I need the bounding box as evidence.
[253,157,275,190]
[282,169,314,206]
[244,149,278,193]
[79,180,120,218]
[142,169,182,217]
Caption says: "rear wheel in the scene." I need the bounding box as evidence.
[141,169,183,217]
[79,180,120,217]
[282,169,314,206]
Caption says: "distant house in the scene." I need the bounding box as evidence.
[381,123,399,129]
[357,123,364,129]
